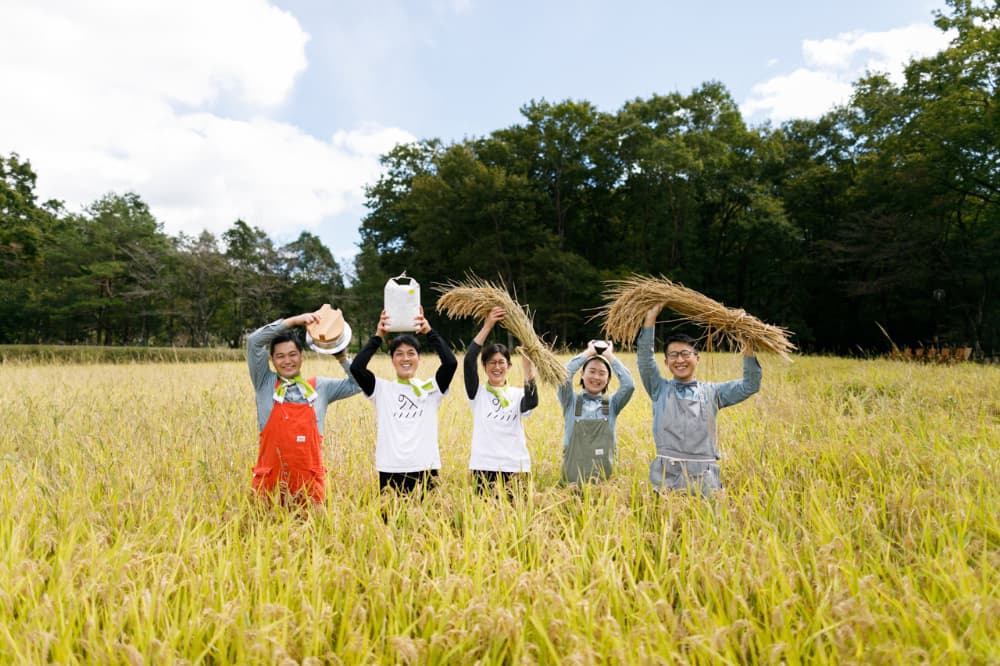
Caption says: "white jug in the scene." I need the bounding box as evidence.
[384,273,421,332]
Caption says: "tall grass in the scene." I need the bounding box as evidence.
[1,353,997,663]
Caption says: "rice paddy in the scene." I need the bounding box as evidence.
[1,352,998,664]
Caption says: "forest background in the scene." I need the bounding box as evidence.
[2,2,996,356]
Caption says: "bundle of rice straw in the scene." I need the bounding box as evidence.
[597,275,796,361]
[435,277,568,385]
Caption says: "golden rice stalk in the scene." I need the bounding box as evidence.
[435,277,568,386]
[597,275,796,361]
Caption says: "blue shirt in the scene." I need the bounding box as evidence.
[636,325,761,458]
[557,354,635,449]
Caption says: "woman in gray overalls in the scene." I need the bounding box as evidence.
[557,340,635,484]
[637,305,761,497]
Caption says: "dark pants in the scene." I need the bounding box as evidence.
[379,469,439,495]
[472,470,528,497]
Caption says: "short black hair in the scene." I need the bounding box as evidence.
[664,333,699,353]
[270,332,302,355]
[480,343,510,366]
[389,334,421,355]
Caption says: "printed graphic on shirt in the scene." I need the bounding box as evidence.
[393,393,424,420]
[486,395,518,423]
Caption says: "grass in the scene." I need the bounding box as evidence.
[1,352,998,664]
[0,344,245,364]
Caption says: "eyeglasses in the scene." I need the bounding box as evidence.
[486,359,508,367]
[666,350,696,360]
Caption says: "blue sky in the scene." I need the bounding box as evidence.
[0,1,951,272]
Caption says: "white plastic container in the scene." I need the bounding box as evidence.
[384,273,421,332]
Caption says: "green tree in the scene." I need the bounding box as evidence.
[222,219,280,347]
[169,231,231,346]
[0,153,60,342]
[37,193,171,344]
[279,231,345,315]
[830,0,999,352]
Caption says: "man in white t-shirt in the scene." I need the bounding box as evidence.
[350,306,457,494]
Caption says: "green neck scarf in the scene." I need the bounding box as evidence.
[397,377,434,397]
[485,382,510,407]
[274,375,316,403]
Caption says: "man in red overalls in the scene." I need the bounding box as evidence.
[247,311,361,506]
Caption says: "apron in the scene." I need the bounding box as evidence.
[252,377,326,504]
[648,385,721,497]
[561,395,614,484]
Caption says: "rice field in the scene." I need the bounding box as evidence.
[1,352,998,664]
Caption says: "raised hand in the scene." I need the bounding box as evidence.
[644,305,661,327]
[413,305,431,335]
[376,310,391,338]
[485,306,506,328]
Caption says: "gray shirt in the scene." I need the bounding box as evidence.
[637,325,761,459]
[247,319,362,433]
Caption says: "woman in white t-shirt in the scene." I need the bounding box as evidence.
[464,306,538,494]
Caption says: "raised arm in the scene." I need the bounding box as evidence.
[520,353,538,413]
[602,342,635,414]
[557,342,598,410]
[415,307,457,393]
[464,341,481,400]
[715,341,762,408]
[465,307,505,399]
[637,305,663,401]
[247,319,285,389]
[349,310,390,397]
[427,330,457,393]
[248,312,318,389]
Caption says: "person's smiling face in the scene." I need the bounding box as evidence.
[483,352,509,387]
[271,341,303,379]
[392,343,420,380]
[665,342,699,382]
[581,358,610,394]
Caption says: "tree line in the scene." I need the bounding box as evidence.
[0,182,345,347]
[2,0,996,354]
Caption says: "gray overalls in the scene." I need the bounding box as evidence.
[561,395,614,484]
[648,383,722,497]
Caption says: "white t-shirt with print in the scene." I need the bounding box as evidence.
[468,384,532,473]
[371,376,445,472]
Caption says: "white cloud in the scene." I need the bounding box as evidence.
[741,69,855,122]
[743,23,953,122]
[0,0,414,248]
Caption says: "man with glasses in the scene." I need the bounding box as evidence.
[637,305,761,496]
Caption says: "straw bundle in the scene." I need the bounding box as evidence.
[435,277,568,385]
[597,275,796,361]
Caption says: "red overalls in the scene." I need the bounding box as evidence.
[252,377,326,505]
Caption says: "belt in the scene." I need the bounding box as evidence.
[655,454,717,464]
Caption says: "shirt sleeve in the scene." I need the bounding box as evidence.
[247,319,286,390]
[319,370,362,404]
[427,329,458,394]
[557,353,588,412]
[520,379,539,413]
[609,358,635,415]
[715,355,762,408]
[636,325,662,402]
[464,340,481,400]
[349,335,382,397]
